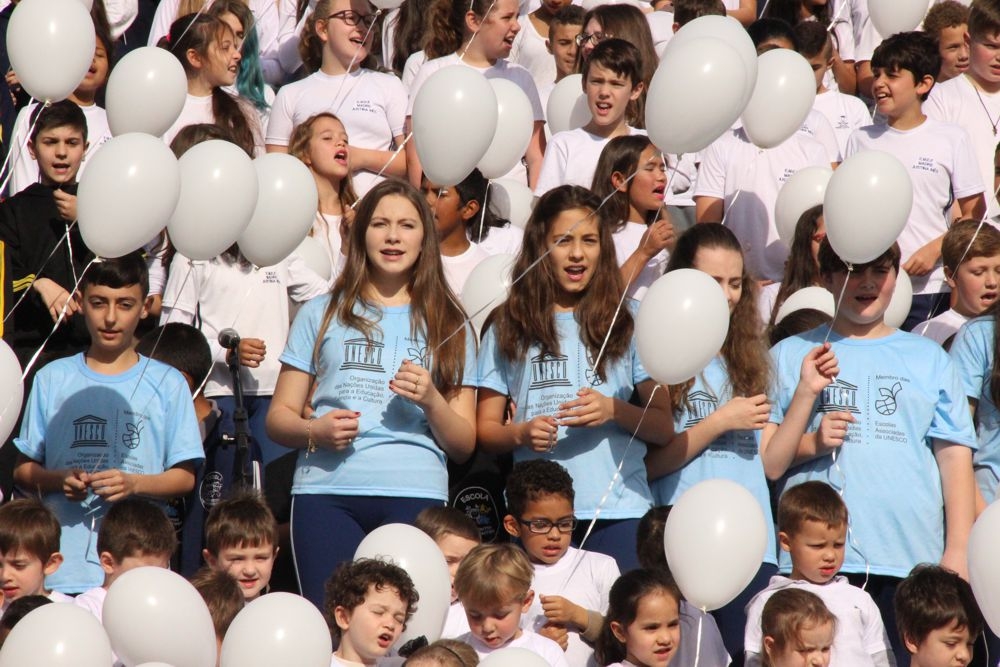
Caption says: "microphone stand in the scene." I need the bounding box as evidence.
[225,347,252,491]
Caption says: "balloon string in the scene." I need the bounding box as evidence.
[0,98,47,196]
[826,0,848,32]
[721,152,760,225]
[478,180,490,244]
[168,0,211,52]
[829,445,871,591]
[2,223,75,325]
[20,257,98,381]
[694,612,703,667]
[822,264,851,345]
[458,1,497,63]
[330,9,383,112]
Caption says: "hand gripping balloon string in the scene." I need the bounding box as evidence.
[822,263,851,345]
[21,257,97,380]
[459,0,497,62]
[3,221,76,325]
[0,99,47,195]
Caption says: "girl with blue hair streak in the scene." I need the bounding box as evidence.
[210,1,276,128]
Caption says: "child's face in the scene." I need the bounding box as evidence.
[584,63,642,130]
[364,194,425,283]
[78,43,110,95]
[938,25,970,80]
[692,246,743,314]
[470,0,521,61]
[102,550,171,586]
[547,208,601,308]
[579,18,606,60]
[626,145,667,217]
[907,621,974,667]
[464,591,533,648]
[547,23,581,79]
[304,116,351,181]
[805,50,833,92]
[780,520,846,585]
[336,584,409,663]
[539,0,571,18]
[764,620,834,667]
[503,493,574,565]
[969,31,1000,88]
[436,533,479,604]
[205,542,276,601]
[611,591,680,667]
[822,262,896,329]
[199,26,241,88]
[422,179,474,242]
[28,125,86,186]
[79,283,149,359]
[318,0,376,64]
[947,254,1000,317]
[871,66,932,122]
[0,549,61,602]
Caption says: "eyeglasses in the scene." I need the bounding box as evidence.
[518,517,577,534]
[575,31,610,47]
[327,10,378,28]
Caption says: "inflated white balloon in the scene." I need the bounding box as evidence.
[479,647,550,667]
[106,47,188,136]
[461,253,516,337]
[221,593,332,667]
[646,36,751,155]
[6,0,96,101]
[545,75,590,136]
[0,602,112,667]
[664,479,767,611]
[666,14,757,110]
[636,269,730,385]
[868,0,926,37]
[238,153,319,267]
[775,287,836,324]
[824,150,912,264]
[490,179,534,228]
[741,49,816,149]
[970,499,1000,635]
[294,236,333,282]
[774,166,832,247]
[103,567,217,667]
[78,133,180,258]
[355,524,451,647]
[412,66,498,186]
[478,79,535,180]
[884,268,912,329]
[168,140,258,261]
[371,0,404,7]
[0,340,24,448]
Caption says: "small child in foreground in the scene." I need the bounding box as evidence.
[894,565,982,667]
[595,568,682,667]
[202,492,278,603]
[761,589,836,667]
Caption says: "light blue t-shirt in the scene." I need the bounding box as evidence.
[650,357,778,565]
[14,354,204,593]
[948,316,1000,499]
[770,328,977,578]
[476,309,653,518]
[279,295,476,500]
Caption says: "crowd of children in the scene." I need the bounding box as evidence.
[6,0,1000,665]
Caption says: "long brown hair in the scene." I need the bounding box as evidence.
[769,205,823,329]
[313,179,470,395]
[665,223,770,414]
[167,13,259,156]
[488,185,633,382]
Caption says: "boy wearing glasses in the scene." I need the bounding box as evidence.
[502,460,619,665]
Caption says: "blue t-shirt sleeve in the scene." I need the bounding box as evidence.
[158,365,206,468]
[928,353,979,449]
[768,341,794,424]
[627,300,651,386]
[949,319,991,401]
[476,325,511,395]
[460,323,478,386]
[14,364,50,463]
[279,295,330,375]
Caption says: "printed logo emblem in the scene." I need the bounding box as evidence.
[875,381,902,416]
[684,390,719,428]
[71,415,107,448]
[819,379,861,414]
[121,422,142,449]
[528,352,571,390]
[454,486,501,543]
[341,337,386,373]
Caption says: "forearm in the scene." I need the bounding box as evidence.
[646,413,730,479]
[619,248,655,289]
[477,418,528,454]
[525,125,545,190]
[14,460,68,494]
[832,58,856,95]
[424,392,476,464]
[761,387,821,479]
[727,0,756,26]
[131,465,196,499]
[611,397,671,447]
[404,118,422,187]
[265,403,313,450]
[351,145,407,179]
[936,441,975,557]
[958,193,987,221]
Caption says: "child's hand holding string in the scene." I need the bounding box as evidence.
[540,594,588,630]
[53,189,77,222]
[312,410,361,451]
[798,343,839,397]
[389,359,438,408]
[521,415,559,453]
[90,469,137,502]
[556,387,614,428]
[33,277,79,323]
[539,622,569,651]
[713,394,770,431]
[817,411,856,450]
[63,469,90,501]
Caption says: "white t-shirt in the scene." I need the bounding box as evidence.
[74,586,106,622]
[524,547,619,667]
[443,243,492,295]
[913,307,969,346]
[647,11,675,58]
[613,222,668,301]
[926,74,1000,219]
[8,103,112,196]
[510,15,557,95]
[475,224,524,256]
[402,50,428,91]
[813,88,873,157]
[459,629,570,667]
[312,212,347,283]
[694,127,829,281]
[845,118,984,295]
[162,93,266,156]
[799,109,843,164]
[266,68,408,195]
[535,126,647,196]
[442,600,472,638]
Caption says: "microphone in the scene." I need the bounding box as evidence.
[218,328,241,350]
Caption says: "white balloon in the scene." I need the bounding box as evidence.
[970,499,1000,635]
[479,647,550,667]
[371,0,404,8]
[646,36,751,155]
[6,0,96,102]
[741,49,816,149]
[774,287,836,324]
[412,66,498,186]
[0,340,23,447]
[868,0,926,37]
[664,479,767,611]
[103,567,217,667]
[478,80,535,180]
[545,75,590,136]
[136,664,177,667]
[0,603,112,667]
[77,0,94,8]
[666,15,757,109]
[824,150,912,264]
[636,269,730,385]
[238,153,319,267]
[490,179,534,228]
[884,268,913,329]
[105,47,188,137]
[78,133,180,258]
[461,253,516,337]
[774,166,832,247]
[355,524,451,647]
[168,140,258,261]
[295,236,333,281]
[221,593,332,667]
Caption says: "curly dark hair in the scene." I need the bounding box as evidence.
[324,558,419,638]
[504,460,575,518]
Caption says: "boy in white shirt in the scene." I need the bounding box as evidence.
[537,6,585,110]
[510,0,574,94]
[846,30,985,330]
